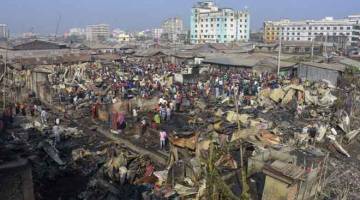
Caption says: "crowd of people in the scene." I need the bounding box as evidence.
[1,59,284,149]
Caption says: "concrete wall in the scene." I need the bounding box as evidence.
[298,64,340,86]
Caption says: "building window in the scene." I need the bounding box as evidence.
[303,27,306,30]
[231,19,234,22]
[206,19,208,22]
[211,24,213,27]
[217,24,219,27]
[333,33,337,36]
[217,18,220,21]
[297,33,300,35]
[218,35,220,38]
[327,27,330,30]
[309,32,311,35]
[287,27,290,30]
[240,19,242,22]
[347,26,351,30]
[315,27,318,30]
[308,38,312,41]
[245,19,247,22]
[211,18,213,22]
[340,27,344,30]
[201,19,203,22]
[225,24,227,27]
[333,27,337,30]
[201,25,203,28]
[347,33,351,35]
[224,35,227,38]
[195,25,197,28]
[206,24,208,27]
[292,33,295,35]
[297,27,301,30]
[309,27,312,30]
[231,35,234,38]
[231,24,233,27]
[320,27,324,30]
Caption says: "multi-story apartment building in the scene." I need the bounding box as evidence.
[264,16,360,46]
[68,28,86,37]
[161,17,184,42]
[0,24,9,39]
[86,24,110,42]
[152,28,163,40]
[190,1,250,44]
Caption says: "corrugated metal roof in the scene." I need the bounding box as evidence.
[202,55,259,67]
[301,62,346,72]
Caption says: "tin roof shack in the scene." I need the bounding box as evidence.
[0,159,35,200]
[297,62,346,86]
[27,66,54,104]
[202,54,297,74]
[202,55,258,72]
[247,148,326,200]
[12,40,68,51]
[262,161,306,200]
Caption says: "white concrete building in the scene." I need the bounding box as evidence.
[86,24,110,42]
[152,28,163,40]
[0,24,9,39]
[68,28,86,37]
[162,17,184,42]
[190,1,250,44]
[264,16,360,46]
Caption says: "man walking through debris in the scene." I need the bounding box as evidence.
[159,130,167,150]
[52,119,61,145]
[41,109,48,126]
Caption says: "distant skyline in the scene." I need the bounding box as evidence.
[1,0,360,35]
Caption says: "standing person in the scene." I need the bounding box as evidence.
[132,107,138,122]
[21,103,27,116]
[175,92,182,112]
[29,103,35,117]
[160,105,167,121]
[41,110,48,126]
[159,130,167,150]
[153,113,161,129]
[166,106,171,121]
[52,121,61,145]
[140,118,147,135]
[15,103,20,115]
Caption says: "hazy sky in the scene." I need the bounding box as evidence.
[1,0,360,35]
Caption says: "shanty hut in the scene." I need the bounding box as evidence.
[297,62,346,86]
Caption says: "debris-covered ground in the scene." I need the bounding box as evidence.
[1,59,360,200]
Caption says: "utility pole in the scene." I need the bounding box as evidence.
[277,27,282,76]
[311,38,314,62]
[3,40,8,110]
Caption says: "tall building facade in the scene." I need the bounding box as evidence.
[86,24,110,42]
[0,24,9,39]
[69,28,86,37]
[264,16,360,46]
[152,28,163,40]
[190,1,250,44]
[161,17,184,42]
